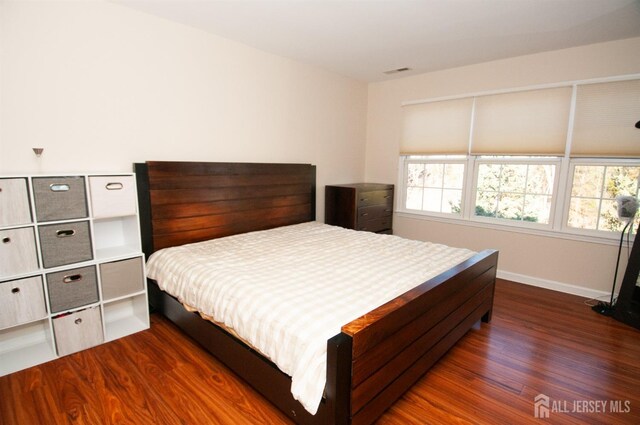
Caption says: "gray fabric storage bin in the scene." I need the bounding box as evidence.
[33,176,88,222]
[99,257,144,301]
[46,265,99,313]
[38,220,93,268]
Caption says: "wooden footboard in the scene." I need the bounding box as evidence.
[338,249,498,425]
[148,249,497,425]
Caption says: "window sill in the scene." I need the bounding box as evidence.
[395,210,632,247]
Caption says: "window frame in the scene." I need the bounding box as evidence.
[562,158,640,238]
[400,155,469,219]
[399,155,640,241]
[469,156,562,230]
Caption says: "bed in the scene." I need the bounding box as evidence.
[134,161,498,425]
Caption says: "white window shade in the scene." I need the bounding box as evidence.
[471,87,572,156]
[571,79,640,157]
[401,98,473,155]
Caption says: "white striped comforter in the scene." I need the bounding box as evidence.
[145,222,475,414]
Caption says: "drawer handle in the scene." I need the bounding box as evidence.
[49,184,70,192]
[360,198,368,202]
[384,195,392,199]
[56,229,76,238]
[2,237,10,244]
[63,274,83,284]
[11,287,20,294]
[385,209,392,212]
[105,182,124,190]
[361,212,369,217]
[74,318,83,325]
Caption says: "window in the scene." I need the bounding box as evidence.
[404,157,466,215]
[568,162,640,232]
[474,158,558,225]
[398,76,640,240]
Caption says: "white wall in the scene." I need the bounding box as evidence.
[4,1,639,297]
[366,37,640,297]
[0,0,368,219]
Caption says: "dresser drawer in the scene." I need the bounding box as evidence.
[357,216,393,233]
[99,257,144,301]
[53,306,103,357]
[357,189,393,208]
[0,227,39,277]
[0,178,32,227]
[46,265,99,313]
[33,176,88,222]
[0,276,47,329]
[357,204,393,222]
[89,176,137,219]
[38,220,93,268]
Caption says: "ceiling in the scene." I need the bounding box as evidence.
[113,0,640,82]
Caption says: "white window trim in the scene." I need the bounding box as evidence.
[561,158,640,238]
[398,155,640,244]
[401,156,468,218]
[469,156,562,231]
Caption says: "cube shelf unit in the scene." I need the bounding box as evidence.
[0,173,149,376]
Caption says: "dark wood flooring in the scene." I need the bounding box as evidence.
[1,279,639,424]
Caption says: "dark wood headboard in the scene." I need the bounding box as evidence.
[135,161,316,258]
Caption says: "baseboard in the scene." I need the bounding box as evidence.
[497,270,611,301]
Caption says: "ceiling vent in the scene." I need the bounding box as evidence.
[384,67,411,75]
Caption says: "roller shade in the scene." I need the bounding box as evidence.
[571,79,640,157]
[401,97,473,155]
[471,87,572,155]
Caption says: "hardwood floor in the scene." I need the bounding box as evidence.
[1,279,639,424]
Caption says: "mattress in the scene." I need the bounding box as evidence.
[145,221,475,414]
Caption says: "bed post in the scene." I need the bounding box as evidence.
[326,333,353,425]
[134,162,154,260]
[310,165,317,221]
[481,281,495,323]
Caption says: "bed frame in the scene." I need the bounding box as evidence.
[134,161,498,425]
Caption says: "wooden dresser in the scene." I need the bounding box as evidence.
[325,183,394,234]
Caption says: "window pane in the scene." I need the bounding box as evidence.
[422,188,442,212]
[476,191,498,217]
[477,164,501,191]
[407,164,425,187]
[500,164,527,193]
[406,187,423,210]
[442,189,462,214]
[497,193,524,220]
[568,164,640,233]
[568,198,599,229]
[424,164,444,187]
[527,164,555,195]
[524,195,552,224]
[600,199,623,232]
[403,159,466,215]
[603,166,639,199]
[571,165,603,197]
[444,164,465,189]
[475,161,557,225]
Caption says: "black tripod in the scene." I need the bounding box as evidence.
[593,219,634,316]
